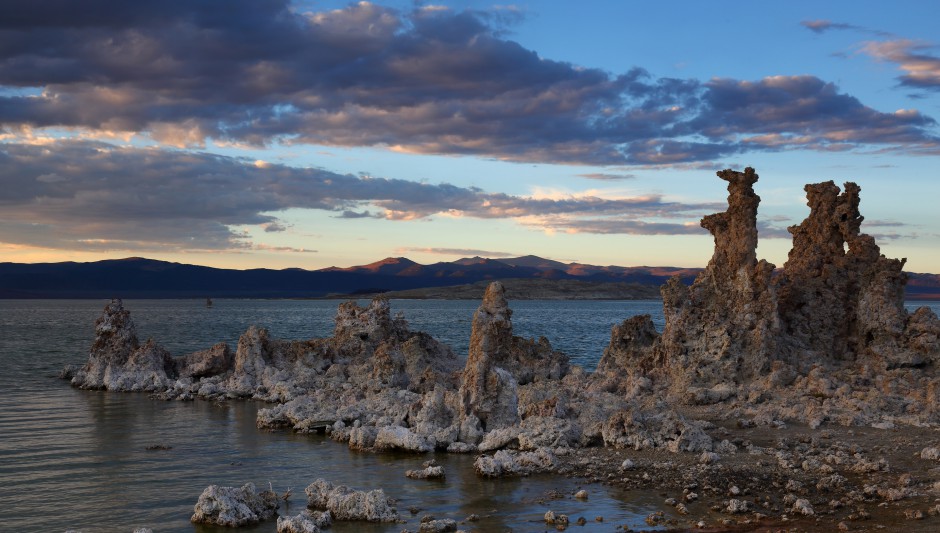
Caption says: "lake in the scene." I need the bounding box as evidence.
[2,298,936,532]
[0,298,669,532]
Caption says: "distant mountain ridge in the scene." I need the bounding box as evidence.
[1,255,938,299]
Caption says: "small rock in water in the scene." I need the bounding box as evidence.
[191,482,279,527]
[406,464,445,480]
[574,489,588,499]
[418,518,458,533]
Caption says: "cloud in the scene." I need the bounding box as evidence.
[0,1,935,165]
[0,140,722,252]
[861,40,940,91]
[263,221,288,232]
[800,20,890,37]
[801,20,860,34]
[251,243,316,253]
[524,217,707,236]
[398,247,516,258]
[799,21,940,93]
[577,172,636,181]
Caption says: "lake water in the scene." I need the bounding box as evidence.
[0,298,669,533]
[1,298,936,532]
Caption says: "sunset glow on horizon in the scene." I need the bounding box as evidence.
[1,1,938,272]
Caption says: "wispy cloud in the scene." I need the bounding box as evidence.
[0,2,935,165]
[577,172,636,181]
[800,19,891,37]
[0,140,722,252]
[861,40,940,92]
[800,20,940,93]
[397,247,516,258]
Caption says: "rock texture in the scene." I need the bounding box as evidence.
[657,168,779,401]
[600,167,940,424]
[66,168,940,482]
[190,482,278,527]
[64,167,940,533]
[304,479,399,522]
[276,510,331,533]
[457,282,521,437]
[70,299,235,393]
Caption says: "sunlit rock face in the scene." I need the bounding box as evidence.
[601,167,940,408]
[775,180,916,370]
[657,168,779,401]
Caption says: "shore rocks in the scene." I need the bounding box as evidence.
[406,461,445,480]
[191,482,278,527]
[474,447,558,477]
[276,510,331,533]
[62,168,940,533]
[304,478,399,522]
[598,167,940,425]
[375,425,432,453]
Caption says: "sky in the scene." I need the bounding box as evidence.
[1,0,939,272]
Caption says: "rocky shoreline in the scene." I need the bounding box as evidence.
[62,168,940,531]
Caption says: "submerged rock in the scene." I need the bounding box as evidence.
[191,482,278,527]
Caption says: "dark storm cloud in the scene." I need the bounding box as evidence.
[0,1,936,163]
[0,140,720,251]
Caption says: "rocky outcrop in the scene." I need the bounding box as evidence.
[67,167,940,471]
[304,479,399,522]
[190,482,278,527]
[776,180,934,370]
[455,282,570,441]
[457,282,521,437]
[658,168,779,400]
[179,342,233,379]
[474,447,558,477]
[599,167,940,420]
[70,298,140,389]
[276,510,331,533]
[600,408,713,452]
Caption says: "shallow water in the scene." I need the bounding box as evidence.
[0,298,672,532]
[2,298,936,532]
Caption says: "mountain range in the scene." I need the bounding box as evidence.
[1,255,938,299]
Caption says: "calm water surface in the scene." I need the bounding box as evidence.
[0,298,674,533]
[2,299,936,532]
